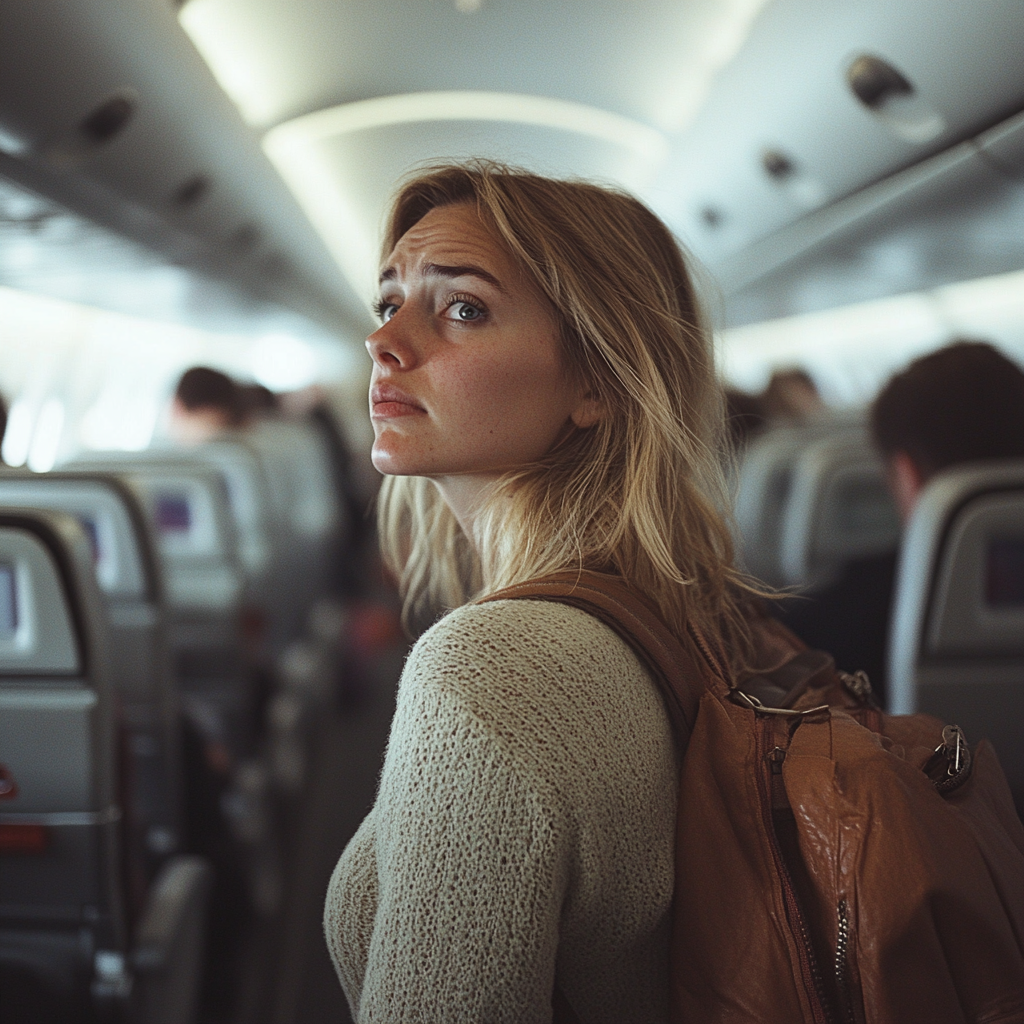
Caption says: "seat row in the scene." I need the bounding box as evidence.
[0,417,351,1023]
[734,422,1024,810]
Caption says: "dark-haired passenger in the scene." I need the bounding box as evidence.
[777,340,1024,706]
[169,366,244,444]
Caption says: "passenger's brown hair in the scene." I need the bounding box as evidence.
[871,341,1024,478]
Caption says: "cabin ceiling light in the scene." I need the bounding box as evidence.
[179,0,280,125]
[251,333,318,392]
[264,92,668,165]
[654,0,772,133]
[263,93,668,300]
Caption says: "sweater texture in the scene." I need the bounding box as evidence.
[324,598,680,1023]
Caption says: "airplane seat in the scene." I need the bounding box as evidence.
[63,454,247,735]
[733,419,863,587]
[0,506,213,1024]
[246,420,345,642]
[778,434,901,590]
[888,459,1024,815]
[0,507,124,1019]
[191,434,289,660]
[0,474,182,884]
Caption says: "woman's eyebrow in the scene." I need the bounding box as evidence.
[379,263,503,290]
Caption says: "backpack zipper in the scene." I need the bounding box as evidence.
[756,732,834,1024]
[835,899,856,1024]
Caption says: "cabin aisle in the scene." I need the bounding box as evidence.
[244,647,404,1024]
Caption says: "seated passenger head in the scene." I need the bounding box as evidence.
[238,383,279,421]
[170,366,243,443]
[870,340,1024,520]
[371,160,747,651]
[762,367,825,424]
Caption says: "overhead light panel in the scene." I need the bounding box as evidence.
[178,0,280,125]
[265,92,668,165]
[655,0,772,133]
[264,92,670,300]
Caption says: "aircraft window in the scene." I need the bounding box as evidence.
[0,563,17,635]
[986,537,1024,608]
[155,494,193,534]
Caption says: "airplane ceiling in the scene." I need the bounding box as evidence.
[1,0,1023,337]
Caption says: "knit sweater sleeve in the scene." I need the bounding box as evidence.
[354,603,575,1024]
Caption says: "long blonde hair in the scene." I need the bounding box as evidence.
[377,161,752,662]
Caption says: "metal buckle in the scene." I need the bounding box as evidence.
[936,724,967,776]
[730,689,830,717]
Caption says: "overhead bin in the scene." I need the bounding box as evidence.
[0,0,365,334]
[721,107,1024,323]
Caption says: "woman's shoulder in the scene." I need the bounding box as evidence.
[403,598,657,726]
[415,597,627,674]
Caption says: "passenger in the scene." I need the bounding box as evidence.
[761,366,826,424]
[168,365,244,444]
[776,340,1024,705]
[725,386,766,450]
[323,162,754,1022]
[237,381,280,422]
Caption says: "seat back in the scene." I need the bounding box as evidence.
[889,460,1024,806]
[62,453,253,760]
[733,420,860,586]
[0,474,181,876]
[0,507,127,1019]
[190,434,291,656]
[246,420,343,640]
[64,453,243,642]
[778,435,901,589]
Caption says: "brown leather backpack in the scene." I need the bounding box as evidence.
[485,571,1024,1024]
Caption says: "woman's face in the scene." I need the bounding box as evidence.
[367,203,586,490]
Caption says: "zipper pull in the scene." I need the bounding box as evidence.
[768,746,786,774]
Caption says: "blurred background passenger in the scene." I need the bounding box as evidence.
[762,366,827,425]
[238,382,281,423]
[169,365,245,444]
[776,340,1024,706]
[725,387,767,451]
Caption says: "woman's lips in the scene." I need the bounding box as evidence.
[371,384,425,418]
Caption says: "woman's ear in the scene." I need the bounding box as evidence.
[570,394,604,429]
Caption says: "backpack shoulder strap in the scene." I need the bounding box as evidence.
[480,570,723,746]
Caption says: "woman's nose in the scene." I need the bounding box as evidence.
[366,315,418,370]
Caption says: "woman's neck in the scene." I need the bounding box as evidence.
[430,473,501,550]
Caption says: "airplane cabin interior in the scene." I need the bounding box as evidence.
[1,2,1022,1022]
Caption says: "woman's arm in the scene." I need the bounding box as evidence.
[356,610,574,1024]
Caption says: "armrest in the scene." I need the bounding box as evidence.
[131,855,212,1024]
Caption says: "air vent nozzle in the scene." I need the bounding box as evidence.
[847,55,914,111]
[846,54,944,144]
[79,94,136,145]
[172,174,211,208]
[762,149,796,181]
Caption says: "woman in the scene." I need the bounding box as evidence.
[324,162,751,1023]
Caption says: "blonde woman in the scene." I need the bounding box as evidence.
[324,163,750,1023]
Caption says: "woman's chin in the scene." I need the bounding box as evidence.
[371,447,423,478]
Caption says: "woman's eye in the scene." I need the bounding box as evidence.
[374,299,399,322]
[446,301,484,322]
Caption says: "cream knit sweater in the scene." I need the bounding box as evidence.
[324,598,680,1023]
